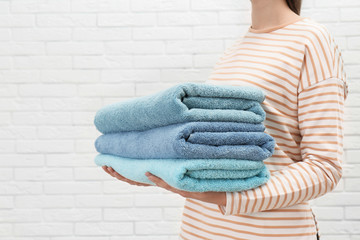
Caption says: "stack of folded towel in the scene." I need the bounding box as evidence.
[93,82,275,192]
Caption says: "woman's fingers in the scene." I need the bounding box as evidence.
[145,172,190,197]
[102,166,152,187]
[102,166,112,175]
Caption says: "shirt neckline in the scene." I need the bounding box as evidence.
[248,16,308,33]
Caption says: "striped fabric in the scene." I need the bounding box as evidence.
[178,17,348,240]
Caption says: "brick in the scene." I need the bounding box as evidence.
[72,112,97,125]
[37,14,96,27]
[11,0,70,12]
[103,180,135,194]
[0,126,37,139]
[104,207,162,221]
[345,178,360,191]
[75,194,134,208]
[75,222,133,235]
[135,193,185,207]
[0,57,11,69]
[73,56,132,69]
[131,0,188,12]
[19,84,76,97]
[0,42,44,55]
[345,150,360,163]
[75,139,96,152]
[0,196,13,209]
[74,167,109,180]
[73,28,131,41]
[15,195,74,208]
[0,224,12,236]
[14,223,73,236]
[135,221,181,235]
[345,207,360,220]
[343,164,360,177]
[0,14,35,27]
[12,28,71,41]
[41,70,100,83]
[0,140,15,153]
[0,113,11,125]
[0,101,33,119]
[71,0,129,12]
[312,192,360,206]
[311,206,343,220]
[112,236,168,240]
[44,181,101,194]
[0,70,40,83]
[0,181,42,195]
[46,154,96,167]
[37,126,97,139]
[15,168,73,181]
[53,238,107,240]
[134,55,192,68]
[0,209,42,222]
[42,98,102,111]
[133,27,191,40]
[16,140,74,153]
[0,154,44,167]
[78,83,135,97]
[98,13,156,26]
[0,1,9,13]
[165,40,223,54]
[101,69,160,82]
[104,41,163,54]
[0,29,10,41]
[158,12,217,26]
[163,207,184,221]
[191,0,248,10]
[0,168,13,181]
[46,42,103,55]
[348,37,360,49]
[14,56,72,69]
[43,209,101,222]
[219,11,249,24]
[13,112,72,125]
[317,221,360,234]
[193,25,247,39]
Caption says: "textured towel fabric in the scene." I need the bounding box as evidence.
[95,121,275,161]
[94,154,271,192]
[94,82,266,134]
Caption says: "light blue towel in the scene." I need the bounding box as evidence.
[95,153,270,192]
[94,82,266,134]
[95,121,275,161]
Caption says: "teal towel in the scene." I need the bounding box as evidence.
[94,82,266,134]
[95,121,275,161]
[95,154,271,192]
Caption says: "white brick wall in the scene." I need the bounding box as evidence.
[0,0,359,239]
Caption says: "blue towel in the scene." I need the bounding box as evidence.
[94,82,266,134]
[95,153,271,192]
[95,121,275,161]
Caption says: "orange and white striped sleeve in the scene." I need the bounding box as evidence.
[217,27,349,215]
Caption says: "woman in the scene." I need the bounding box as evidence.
[103,0,349,239]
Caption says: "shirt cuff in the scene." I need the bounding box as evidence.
[217,192,235,216]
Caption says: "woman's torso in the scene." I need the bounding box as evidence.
[178,17,326,240]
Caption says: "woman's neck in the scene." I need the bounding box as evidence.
[250,0,301,30]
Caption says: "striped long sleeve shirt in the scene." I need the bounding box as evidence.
[179,16,349,240]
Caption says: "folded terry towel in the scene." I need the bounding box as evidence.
[94,82,266,134]
[95,121,275,161]
[95,153,270,192]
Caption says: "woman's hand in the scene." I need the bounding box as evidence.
[102,166,152,187]
[101,166,226,206]
[145,171,226,206]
